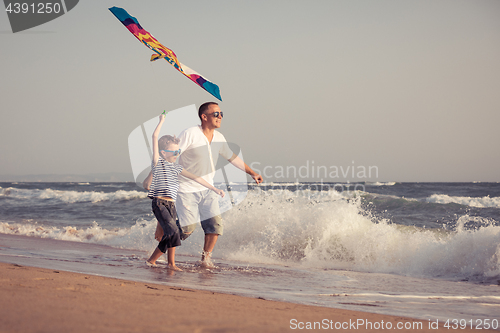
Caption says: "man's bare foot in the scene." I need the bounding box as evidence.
[199,251,215,268]
[167,264,182,271]
[199,260,215,268]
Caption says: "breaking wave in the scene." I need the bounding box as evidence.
[1,189,498,283]
[426,194,500,208]
[0,186,147,203]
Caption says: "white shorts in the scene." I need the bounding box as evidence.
[176,189,223,237]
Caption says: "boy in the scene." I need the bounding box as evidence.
[145,113,224,271]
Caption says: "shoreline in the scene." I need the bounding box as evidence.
[0,262,480,332]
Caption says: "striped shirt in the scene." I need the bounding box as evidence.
[147,157,184,200]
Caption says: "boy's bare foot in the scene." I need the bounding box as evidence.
[167,264,182,271]
[145,260,157,267]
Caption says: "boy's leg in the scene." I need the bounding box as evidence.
[147,235,171,266]
[147,246,163,266]
[153,200,182,246]
[154,221,164,241]
[166,247,182,271]
[150,199,182,267]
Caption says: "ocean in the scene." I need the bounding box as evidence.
[1,181,499,325]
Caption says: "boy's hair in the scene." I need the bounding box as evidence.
[158,135,180,151]
[198,102,219,121]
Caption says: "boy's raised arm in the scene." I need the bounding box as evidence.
[151,114,165,167]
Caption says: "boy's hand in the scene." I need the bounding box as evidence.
[214,188,225,198]
[159,113,166,122]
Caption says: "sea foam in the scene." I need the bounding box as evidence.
[220,190,500,282]
[0,187,147,203]
[426,194,500,208]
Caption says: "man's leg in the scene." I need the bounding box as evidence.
[176,191,200,240]
[199,233,218,267]
[199,190,223,267]
[202,233,218,260]
[201,215,222,267]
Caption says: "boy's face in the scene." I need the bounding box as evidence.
[160,143,180,163]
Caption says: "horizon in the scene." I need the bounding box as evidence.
[1,174,498,184]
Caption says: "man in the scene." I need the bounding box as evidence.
[175,102,262,267]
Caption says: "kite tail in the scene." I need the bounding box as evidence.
[180,63,222,101]
[109,6,223,101]
[151,54,165,62]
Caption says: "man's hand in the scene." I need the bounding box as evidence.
[227,154,264,184]
[252,173,263,184]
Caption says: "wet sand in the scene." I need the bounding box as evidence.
[0,262,480,332]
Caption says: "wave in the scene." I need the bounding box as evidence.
[222,191,500,283]
[366,182,397,186]
[1,189,498,283]
[426,194,500,208]
[0,217,158,248]
[0,187,147,203]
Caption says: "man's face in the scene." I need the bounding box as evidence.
[204,104,222,129]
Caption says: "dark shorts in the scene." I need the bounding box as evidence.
[152,198,182,252]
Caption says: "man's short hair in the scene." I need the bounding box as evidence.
[198,102,219,121]
[158,135,180,151]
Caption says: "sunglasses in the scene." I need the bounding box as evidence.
[161,149,181,156]
[208,111,223,118]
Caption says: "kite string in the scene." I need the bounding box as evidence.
[149,61,171,114]
[150,61,165,86]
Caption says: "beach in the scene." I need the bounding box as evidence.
[0,261,480,333]
[2,0,499,330]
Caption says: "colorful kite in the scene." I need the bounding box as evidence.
[109,6,222,101]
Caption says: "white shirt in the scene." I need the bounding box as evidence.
[177,125,233,193]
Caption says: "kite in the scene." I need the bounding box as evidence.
[109,6,222,101]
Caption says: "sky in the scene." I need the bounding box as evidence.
[1,0,499,182]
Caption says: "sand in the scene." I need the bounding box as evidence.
[0,262,481,332]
